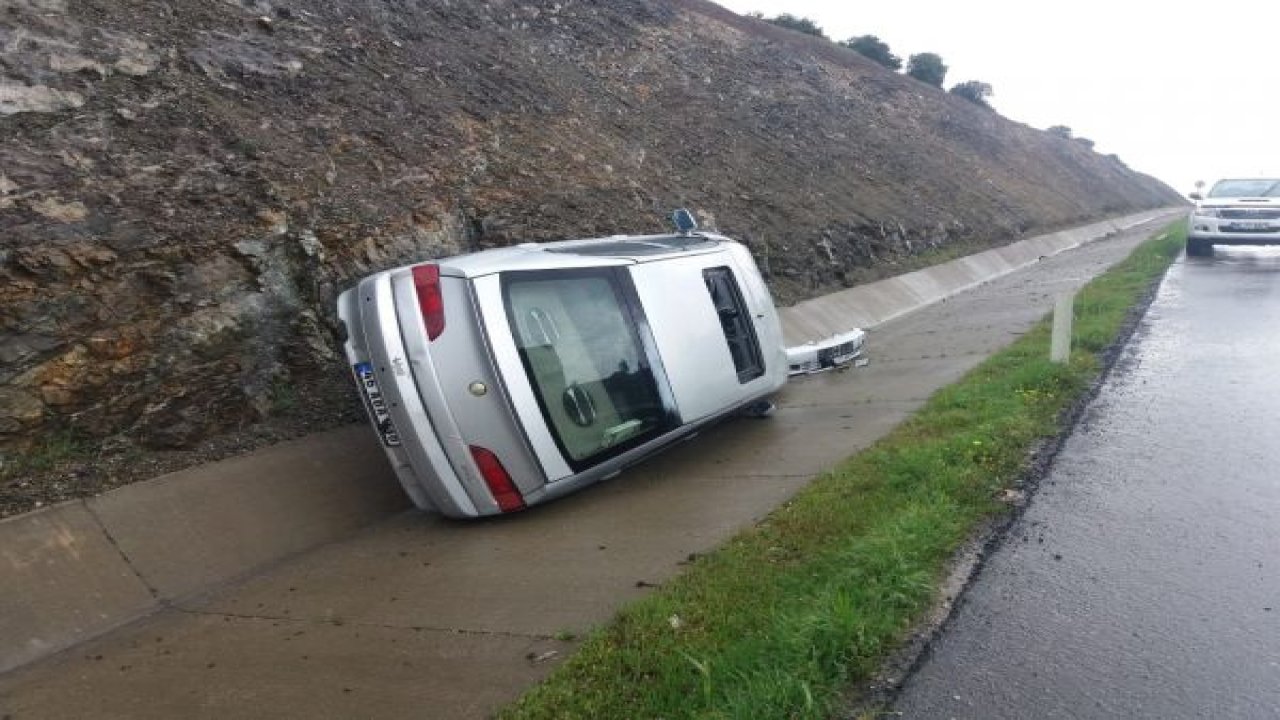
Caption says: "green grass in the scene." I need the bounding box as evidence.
[0,428,92,481]
[269,377,300,415]
[499,223,1186,720]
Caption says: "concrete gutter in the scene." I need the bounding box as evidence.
[0,425,407,674]
[0,208,1184,676]
[780,210,1182,344]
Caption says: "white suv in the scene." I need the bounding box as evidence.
[1187,178,1280,256]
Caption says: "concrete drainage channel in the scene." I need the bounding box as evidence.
[0,209,1183,676]
[0,426,409,674]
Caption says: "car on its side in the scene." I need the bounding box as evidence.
[1187,178,1280,256]
[337,223,787,518]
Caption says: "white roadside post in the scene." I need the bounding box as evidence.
[1050,291,1074,363]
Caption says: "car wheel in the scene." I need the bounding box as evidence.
[1186,237,1213,257]
[741,399,776,419]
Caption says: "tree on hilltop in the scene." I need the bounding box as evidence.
[950,80,993,108]
[1047,125,1073,139]
[754,12,826,38]
[840,35,902,70]
[906,52,948,87]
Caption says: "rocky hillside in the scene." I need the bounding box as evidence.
[1,0,1181,453]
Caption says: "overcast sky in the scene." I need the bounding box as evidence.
[713,0,1279,195]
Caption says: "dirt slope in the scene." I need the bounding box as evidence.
[0,0,1182,457]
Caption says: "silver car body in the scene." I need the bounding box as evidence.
[338,233,787,518]
[1188,178,1280,248]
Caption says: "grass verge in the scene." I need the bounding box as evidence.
[501,223,1185,720]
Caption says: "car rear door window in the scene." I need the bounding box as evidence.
[503,269,675,469]
[703,266,764,383]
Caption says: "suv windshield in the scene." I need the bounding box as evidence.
[504,269,674,468]
[1208,179,1280,198]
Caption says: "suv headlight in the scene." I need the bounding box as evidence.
[1193,206,1222,218]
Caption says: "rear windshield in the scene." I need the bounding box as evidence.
[503,269,675,468]
[1209,179,1280,198]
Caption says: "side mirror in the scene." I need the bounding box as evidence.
[1189,192,1203,201]
[671,208,698,235]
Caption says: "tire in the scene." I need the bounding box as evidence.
[1186,237,1213,257]
[741,399,776,419]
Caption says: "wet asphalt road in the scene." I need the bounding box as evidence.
[893,247,1280,719]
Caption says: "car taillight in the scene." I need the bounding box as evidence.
[469,445,526,513]
[412,264,446,340]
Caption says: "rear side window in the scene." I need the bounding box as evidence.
[703,267,764,383]
[503,269,676,470]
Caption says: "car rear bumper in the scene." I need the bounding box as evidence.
[338,278,484,518]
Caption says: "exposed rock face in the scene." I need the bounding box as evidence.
[0,0,1181,451]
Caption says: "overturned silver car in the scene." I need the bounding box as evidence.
[338,216,788,518]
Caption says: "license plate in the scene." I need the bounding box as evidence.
[1232,221,1269,230]
[354,362,401,447]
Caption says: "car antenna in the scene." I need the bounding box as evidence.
[671,208,698,236]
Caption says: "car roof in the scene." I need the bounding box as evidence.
[436,233,731,276]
